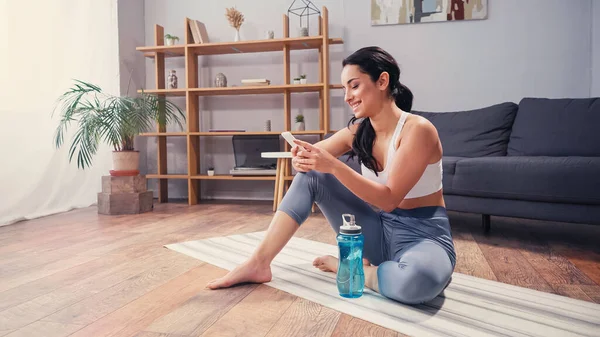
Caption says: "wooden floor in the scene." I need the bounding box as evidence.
[1,201,599,337]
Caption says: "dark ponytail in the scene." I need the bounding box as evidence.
[342,46,413,174]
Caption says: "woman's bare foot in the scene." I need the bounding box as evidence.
[206,259,272,289]
[313,256,371,273]
[313,255,339,273]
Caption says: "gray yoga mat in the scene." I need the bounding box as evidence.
[165,231,600,337]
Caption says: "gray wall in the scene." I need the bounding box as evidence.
[139,0,596,201]
[593,0,600,96]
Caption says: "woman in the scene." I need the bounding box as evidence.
[207,46,456,305]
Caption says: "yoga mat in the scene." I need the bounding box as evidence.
[165,232,600,337]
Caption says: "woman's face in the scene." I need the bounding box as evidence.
[341,64,389,119]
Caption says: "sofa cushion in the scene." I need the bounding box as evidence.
[412,102,518,157]
[507,97,600,156]
[450,157,600,205]
[441,156,464,193]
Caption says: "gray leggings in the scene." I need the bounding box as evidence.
[278,170,456,304]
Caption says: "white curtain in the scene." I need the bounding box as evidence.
[0,0,120,226]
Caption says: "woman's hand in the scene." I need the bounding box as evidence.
[292,139,340,174]
[291,144,311,173]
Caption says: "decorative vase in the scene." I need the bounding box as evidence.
[167,70,178,89]
[215,73,227,87]
[110,151,140,176]
[294,122,305,131]
[234,29,241,42]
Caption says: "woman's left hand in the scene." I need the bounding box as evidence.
[292,139,340,174]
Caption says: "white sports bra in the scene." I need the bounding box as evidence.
[360,112,443,199]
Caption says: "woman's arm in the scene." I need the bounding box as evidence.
[312,124,357,158]
[294,120,439,212]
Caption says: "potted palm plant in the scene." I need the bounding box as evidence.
[52,80,185,175]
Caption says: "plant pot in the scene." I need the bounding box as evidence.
[207,170,215,176]
[294,122,305,131]
[293,79,300,85]
[110,151,140,176]
[300,78,307,84]
[165,38,175,46]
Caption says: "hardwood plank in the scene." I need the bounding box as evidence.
[452,231,497,281]
[551,245,600,286]
[41,252,202,325]
[331,314,404,337]
[200,285,296,337]
[143,283,257,336]
[0,230,133,276]
[3,321,83,337]
[0,250,156,312]
[66,264,227,337]
[507,227,597,287]
[470,228,555,293]
[134,333,188,337]
[553,284,595,302]
[264,297,340,337]
[0,254,98,293]
[0,249,179,331]
[580,285,600,303]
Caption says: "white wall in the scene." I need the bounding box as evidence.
[140,0,595,201]
[592,0,600,96]
[118,0,148,176]
[0,1,120,226]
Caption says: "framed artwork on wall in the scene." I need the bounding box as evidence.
[371,0,488,26]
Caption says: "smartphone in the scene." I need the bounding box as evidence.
[281,131,307,151]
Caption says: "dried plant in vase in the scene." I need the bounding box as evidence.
[225,7,245,41]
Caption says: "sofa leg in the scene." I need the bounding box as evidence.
[482,214,491,233]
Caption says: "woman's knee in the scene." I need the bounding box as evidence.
[377,261,449,305]
[291,171,335,202]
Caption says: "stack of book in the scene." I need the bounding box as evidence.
[241,79,271,86]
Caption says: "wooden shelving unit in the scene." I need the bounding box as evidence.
[137,6,343,205]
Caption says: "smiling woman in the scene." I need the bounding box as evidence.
[206,46,455,306]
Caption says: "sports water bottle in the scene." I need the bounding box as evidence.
[336,214,365,298]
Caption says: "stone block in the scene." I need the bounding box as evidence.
[102,175,147,194]
[97,191,153,215]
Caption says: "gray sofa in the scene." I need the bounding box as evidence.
[338,97,600,232]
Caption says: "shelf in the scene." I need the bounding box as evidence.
[189,131,325,136]
[140,6,340,205]
[138,36,343,58]
[191,175,276,181]
[140,88,187,96]
[138,45,185,58]
[139,132,186,137]
[139,85,341,97]
[188,37,343,56]
[146,174,188,179]
[189,84,322,96]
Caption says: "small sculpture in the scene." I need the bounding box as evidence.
[215,73,227,87]
[167,70,178,89]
